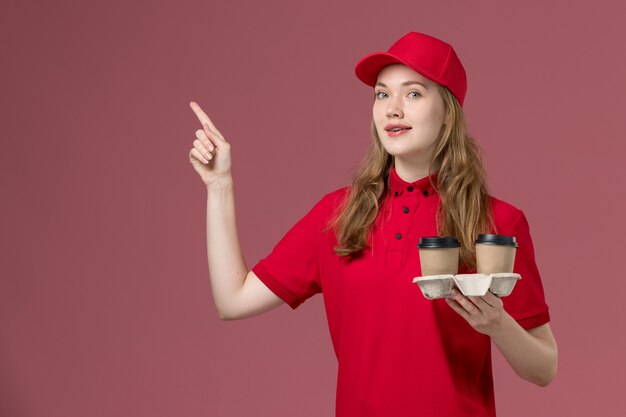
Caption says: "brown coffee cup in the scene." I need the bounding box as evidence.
[417,236,460,276]
[475,234,518,274]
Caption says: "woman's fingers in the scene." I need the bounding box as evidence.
[195,129,214,152]
[467,296,493,313]
[190,148,210,164]
[446,287,507,337]
[193,139,213,161]
[449,289,477,314]
[482,290,503,308]
[190,101,225,140]
[201,121,225,147]
[445,297,471,321]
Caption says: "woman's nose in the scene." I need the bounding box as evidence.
[386,97,403,118]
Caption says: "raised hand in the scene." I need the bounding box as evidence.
[188,101,232,186]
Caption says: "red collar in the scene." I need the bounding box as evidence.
[388,166,438,198]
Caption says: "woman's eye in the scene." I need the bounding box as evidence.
[375,91,420,99]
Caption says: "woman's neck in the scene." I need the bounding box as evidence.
[393,159,434,182]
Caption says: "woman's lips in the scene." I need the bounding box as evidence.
[386,128,412,137]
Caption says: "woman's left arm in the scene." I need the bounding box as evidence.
[446,288,558,386]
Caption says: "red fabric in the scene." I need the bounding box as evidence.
[252,166,550,417]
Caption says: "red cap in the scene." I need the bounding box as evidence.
[355,32,467,107]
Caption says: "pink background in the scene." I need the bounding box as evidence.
[1,0,625,416]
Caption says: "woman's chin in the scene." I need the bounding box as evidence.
[382,143,411,156]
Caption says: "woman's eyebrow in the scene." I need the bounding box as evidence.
[375,81,428,90]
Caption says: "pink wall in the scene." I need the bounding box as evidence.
[2,0,625,416]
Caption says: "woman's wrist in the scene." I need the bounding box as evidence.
[206,175,234,193]
[486,309,515,340]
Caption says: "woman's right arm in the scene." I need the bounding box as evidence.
[189,102,285,320]
[205,177,284,320]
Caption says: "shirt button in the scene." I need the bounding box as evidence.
[423,190,429,196]
[403,207,409,213]
[395,233,402,239]
[394,191,399,196]
[407,186,414,192]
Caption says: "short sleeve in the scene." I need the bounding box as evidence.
[251,192,336,310]
[503,211,551,330]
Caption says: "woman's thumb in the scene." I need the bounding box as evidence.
[202,122,226,145]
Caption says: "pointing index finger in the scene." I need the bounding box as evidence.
[189,101,220,134]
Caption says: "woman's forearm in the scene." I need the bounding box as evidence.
[205,176,248,319]
[490,313,558,386]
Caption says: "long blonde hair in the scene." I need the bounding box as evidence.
[325,85,495,271]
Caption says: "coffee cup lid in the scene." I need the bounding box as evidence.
[417,236,460,248]
[475,234,518,248]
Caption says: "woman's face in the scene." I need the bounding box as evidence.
[373,64,446,166]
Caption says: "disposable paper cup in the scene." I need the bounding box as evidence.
[417,236,460,276]
[475,234,518,274]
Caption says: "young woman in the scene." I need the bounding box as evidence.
[188,31,557,417]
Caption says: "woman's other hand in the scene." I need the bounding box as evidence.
[445,288,506,336]
[447,288,558,385]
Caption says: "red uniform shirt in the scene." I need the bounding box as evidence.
[252,166,550,417]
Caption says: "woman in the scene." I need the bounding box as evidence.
[188,32,557,417]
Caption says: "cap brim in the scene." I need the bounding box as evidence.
[354,52,414,87]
